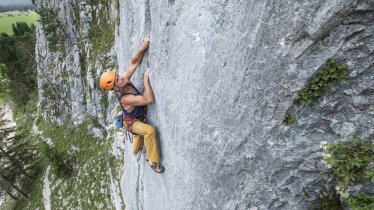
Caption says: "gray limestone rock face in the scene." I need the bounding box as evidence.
[117,0,374,210]
[35,0,115,129]
[34,0,374,209]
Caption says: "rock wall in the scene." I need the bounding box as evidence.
[117,0,373,209]
[35,0,117,130]
[35,0,374,209]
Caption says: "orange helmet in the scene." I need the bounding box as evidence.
[99,71,116,90]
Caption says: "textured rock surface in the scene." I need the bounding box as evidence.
[117,0,374,209]
[35,0,115,128]
[35,0,374,209]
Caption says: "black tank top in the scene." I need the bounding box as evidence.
[118,83,146,118]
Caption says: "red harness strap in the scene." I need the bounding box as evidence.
[122,115,138,122]
[123,115,146,136]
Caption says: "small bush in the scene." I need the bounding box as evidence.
[283,58,349,125]
[320,138,374,210]
[283,113,296,126]
[294,58,349,106]
[322,138,374,190]
[346,193,374,210]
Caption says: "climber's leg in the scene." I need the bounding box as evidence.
[131,121,160,163]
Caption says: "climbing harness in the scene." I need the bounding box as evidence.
[123,114,147,143]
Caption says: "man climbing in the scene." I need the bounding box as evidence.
[99,34,165,173]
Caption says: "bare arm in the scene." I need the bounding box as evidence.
[142,72,154,103]
[121,72,154,106]
[124,35,151,80]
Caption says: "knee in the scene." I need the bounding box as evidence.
[132,148,139,155]
[146,126,156,136]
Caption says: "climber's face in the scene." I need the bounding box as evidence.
[114,74,128,88]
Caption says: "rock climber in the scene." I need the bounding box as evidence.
[99,34,164,173]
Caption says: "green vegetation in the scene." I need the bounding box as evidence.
[13,115,120,210]
[89,21,115,62]
[0,94,42,209]
[346,193,374,210]
[322,138,374,190]
[37,118,116,209]
[88,0,116,63]
[1,1,121,209]
[100,91,109,112]
[305,162,344,210]
[294,58,349,106]
[38,141,74,178]
[40,82,68,118]
[0,64,10,99]
[86,0,117,117]
[314,138,374,210]
[71,1,81,30]
[36,6,66,52]
[0,12,37,35]
[283,113,296,126]
[0,87,121,210]
[284,58,349,126]
[0,22,37,108]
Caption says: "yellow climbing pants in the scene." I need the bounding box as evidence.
[128,120,160,163]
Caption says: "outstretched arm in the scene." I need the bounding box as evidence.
[124,34,151,80]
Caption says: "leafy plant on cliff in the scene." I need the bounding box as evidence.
[294,58,349,106]
[346,193,374,210]
[322,138,374,190]
[319,138,374,210]
[283,58,349,126]
[283,112,296,126]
